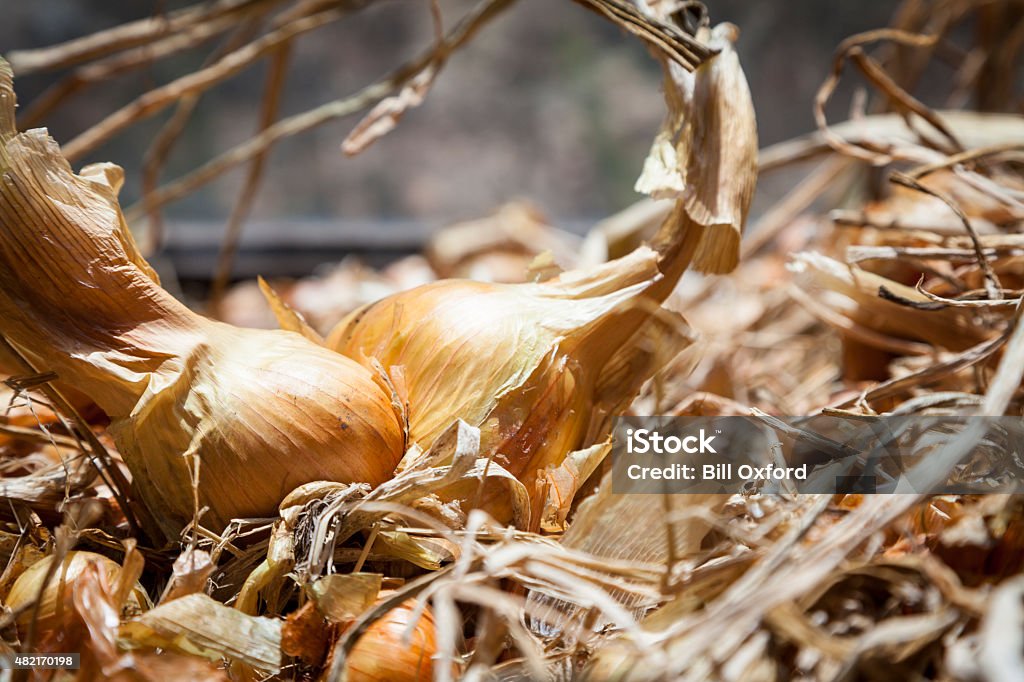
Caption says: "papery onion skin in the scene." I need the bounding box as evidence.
[108,324,407,536]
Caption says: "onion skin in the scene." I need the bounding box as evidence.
[0,61,405,541]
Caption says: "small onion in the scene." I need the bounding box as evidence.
[4,551,149,631]
[346,599,440,682]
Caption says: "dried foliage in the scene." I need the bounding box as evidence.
[2,0,1024,681]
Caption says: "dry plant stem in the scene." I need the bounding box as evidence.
[209,43,292,308]
[877,0,960,100]
[598,115,979,271]
[655,494,941,678]
[0,336,144,539]
[890,171,1003,299]
[831,208,991,235]
[645,496,833,668]
[981,301,1024,415]
[914,283,1022,308]
[6,0,265,74]
[974,1,1024,111]
[832,326,1012,409]
[16,0,284,129]
[140,95,202,254]
[126,0,517,220]
[848,48,963,153]
[815,29,948,164]
[850,245,1024,265]
[905,142,1024,180]
[62,6,349,162]
[141,20,265,255]
[0,424,80,450]
[429,0,445,43]
[570,0,716,71]
[275,0,374,25]
[760,111,1024,172]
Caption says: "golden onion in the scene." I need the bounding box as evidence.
[328,251,691,510]
[0,61,405,541]
[345,598,441,682]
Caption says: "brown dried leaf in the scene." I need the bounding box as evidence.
[539,441,611,533]
[789,252,994,351]
[281,600,331,667]
[159,549,215,605]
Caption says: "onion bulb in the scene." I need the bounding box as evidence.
[0,61,405,541]
[328,251,691,501]
[4,551,149,631]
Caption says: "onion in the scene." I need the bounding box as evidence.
[326,24,757,519]
[5,551,148,631]
[0,61,406,541]
[345,599,440,682]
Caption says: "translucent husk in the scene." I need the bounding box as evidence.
[0,60,405,542]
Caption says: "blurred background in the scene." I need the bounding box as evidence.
[4,0,898,282]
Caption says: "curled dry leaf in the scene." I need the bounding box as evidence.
[309,572,383,623]
[636,23,758,275]
[539,440,611,533]
[0,452,96,513]
[282,600,331,667]
[0,60,406,541]
[789,252,994,351]
[159,549,215,604]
